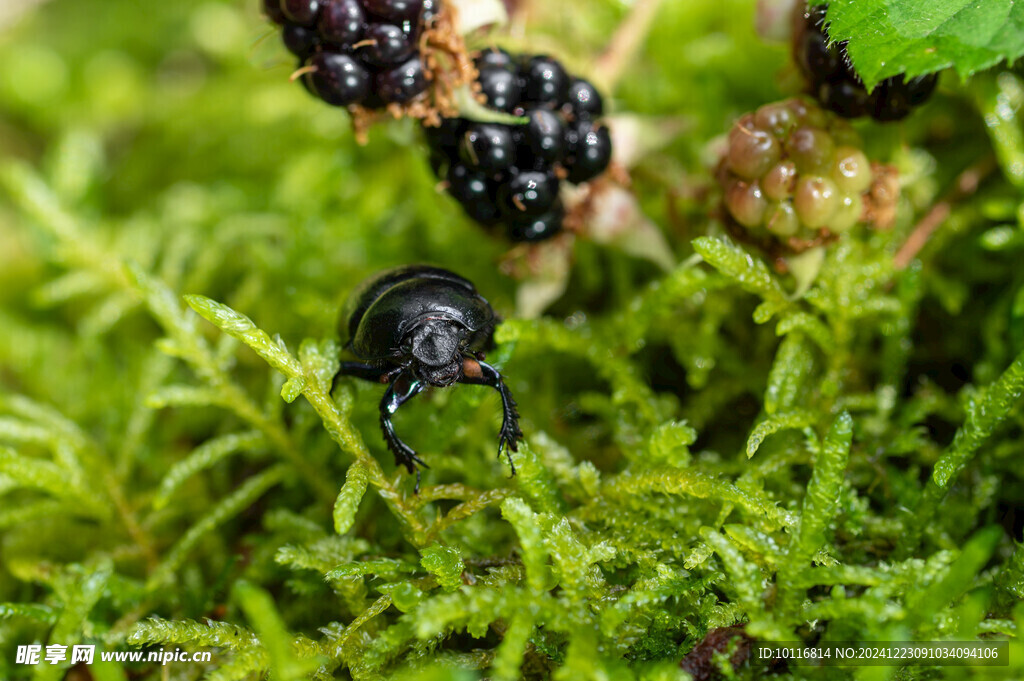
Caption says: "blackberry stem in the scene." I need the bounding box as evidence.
[893,156,996,270]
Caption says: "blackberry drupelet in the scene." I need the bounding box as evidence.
[795,3,938,122]
[263,0,466,116]
[718,98,898,253]
[426,49,613,243]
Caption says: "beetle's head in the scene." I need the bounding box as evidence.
[404,318,466,387]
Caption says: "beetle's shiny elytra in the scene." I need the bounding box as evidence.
[335,265,523,487]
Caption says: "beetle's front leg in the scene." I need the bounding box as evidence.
[459,357,523,475]
[333,361,403,392]
[380,370,428,488]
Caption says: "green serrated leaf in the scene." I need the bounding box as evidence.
[299,338,341,393]
[693,236,790,314]
[0,500,71,530]
[753,300,786,324]
[333,461,369,535]
[0,602,58,624]
[35,561,114,681]
[501,497,550,592]
[184,295,303,379]
[128,617,260,650]
[420,544,465,592]
[0,447,107,518]
[746,410,819,458]
[148,465,287,589]
[699,527,763,610]
[33,270,105,307]
[153,431,266,509]
[233,581,321,681]
[509,440,564,516]
[905,527,1002,631]
[614,468,797,529]
[387,582,425,612]
[776,311,834,352]
[646,420,697,467]
[821,0,1024,89]
[933,346,1024,488]
[765,333,817,415]
[544,518,601,600]
[325,559,418,580]
[280,376,306,403]
[490,610,533,681]
[144,385,223,409]
[780,413,852,588]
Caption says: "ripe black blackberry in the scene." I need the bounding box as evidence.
[795,3,937,122]
[717,98,899,255]
[425,49,612,243]
[262,0,473,122]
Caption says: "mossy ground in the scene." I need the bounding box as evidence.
[1,1,1023,680]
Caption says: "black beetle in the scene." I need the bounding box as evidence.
[334,265,523,485]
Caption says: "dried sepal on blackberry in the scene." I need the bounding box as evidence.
[265,0,478,139]
[563,171,675,271]
[862,161,900,230]
[344,4,480,141]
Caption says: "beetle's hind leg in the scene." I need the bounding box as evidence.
[459,358,524,475]
[379,370,429,483]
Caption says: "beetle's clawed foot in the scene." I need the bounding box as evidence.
[392,447,429,474]
[497,392,523,476]
[498,432,519,477]
[380,416,430,472]
[387,440,428,494]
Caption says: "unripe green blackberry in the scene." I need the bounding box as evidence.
[718,97,897,253]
